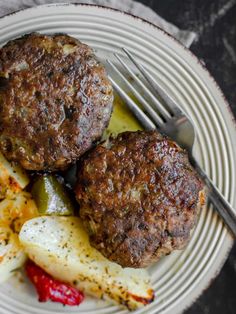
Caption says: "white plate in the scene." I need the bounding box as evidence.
[0,3,235,314]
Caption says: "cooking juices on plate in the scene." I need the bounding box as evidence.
[0,33,204,310]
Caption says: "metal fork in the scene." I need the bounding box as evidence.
[107,48,236,237]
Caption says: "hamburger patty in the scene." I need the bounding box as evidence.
[75,131,205,268]
[0,33,113,171]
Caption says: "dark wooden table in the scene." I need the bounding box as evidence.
[138,0,236,313]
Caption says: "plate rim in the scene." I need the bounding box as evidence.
[0,3,235,313]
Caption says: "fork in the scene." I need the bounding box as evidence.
[107,48,236,237]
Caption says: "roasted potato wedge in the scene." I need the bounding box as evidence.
[0,192,38,283]
[19,216,154,310]
[0,152,29,199]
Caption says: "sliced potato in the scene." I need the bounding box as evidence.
[19,216,154,310]
[0,152,29,199]
[0,192,38,233]
[0,226,26,283]
[0,192,38,283]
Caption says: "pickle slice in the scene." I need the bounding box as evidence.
[31,176,74,216]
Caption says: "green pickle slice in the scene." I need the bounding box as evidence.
[31,175,74,216]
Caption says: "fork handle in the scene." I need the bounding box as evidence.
[191,157,236,237]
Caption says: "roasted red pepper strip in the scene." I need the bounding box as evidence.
[25,260,84,306]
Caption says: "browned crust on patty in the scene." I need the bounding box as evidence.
[0,33,113,171]
[75,131,205,268]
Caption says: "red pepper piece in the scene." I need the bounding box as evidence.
[25,260,84,306]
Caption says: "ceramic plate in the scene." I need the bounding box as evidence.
[0,3,235,314]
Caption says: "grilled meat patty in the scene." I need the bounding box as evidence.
[0,33,113,171]
[75,131,205,268]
